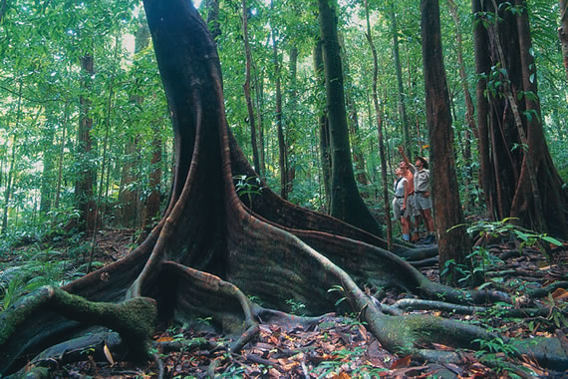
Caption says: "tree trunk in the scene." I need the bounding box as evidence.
[254,65,266,179]
[314,39,331,212]
[284,46,298,197]
[242,0,261,175]
[272,27,287,199]
[472,0,495,218]
[365,0,392,249]
[2,81,22,234]
[119,136,140,227]
[473,0,568,238]
[421,0,471,284]
[75,54,97,233]
[318,0,381,236]
[389,1,411,157]
[53,102,69,212]
[39,111,57,215]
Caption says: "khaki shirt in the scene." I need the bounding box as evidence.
[414,169,430,192]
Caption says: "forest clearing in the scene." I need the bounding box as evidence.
[2,0,568,377]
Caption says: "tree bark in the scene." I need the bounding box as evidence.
[421,0,471,283]
[318,0,381,236]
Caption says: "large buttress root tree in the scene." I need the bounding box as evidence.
[1,0,567,375]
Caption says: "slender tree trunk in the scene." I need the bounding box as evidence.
[318,0,381,236]
[272,27,287,199]
[421,0,470,284]
[75,54,97,233]
[39,111,56,215]
[119,137,139,227]
[142,124,162,230]
[2,82,23,234]
[242,0,261,175]
[284,46,298,197]
[365,0,392,249]
[54,102,69,211]
[314,39,331,212]
[2,81,22,234]
[2,134,17,234]
[389,1,411,157]
[254,66,266,179]
[559,0,568,81]
[472,0,495,217]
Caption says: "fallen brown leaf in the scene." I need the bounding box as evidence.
[390,355,411,369]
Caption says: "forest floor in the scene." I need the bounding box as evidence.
[1,228,568,378]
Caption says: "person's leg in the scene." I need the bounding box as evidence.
[422,208,435,243]
[408,194,420,242]
[401,216,410,241]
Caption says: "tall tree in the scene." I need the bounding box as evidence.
[318,0,381,236]
[75,53,97,233]
[272,25,288,199]
[473,0,568,238]
[314,38,331,211]
[284,45,298,197]
[421,0,470,284]
[242,0,261,174]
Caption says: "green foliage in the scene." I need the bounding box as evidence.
[445,218,562,286]
[234,175,263,208]
[285,298,306,316]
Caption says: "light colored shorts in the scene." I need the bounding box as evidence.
[392,197,407,219]
[415,192,432,211]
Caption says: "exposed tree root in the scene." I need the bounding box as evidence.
[1,0,568,375]
[393,298,555,318]
[0,286,156,369]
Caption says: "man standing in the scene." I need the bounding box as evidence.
[399,147,435,244]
